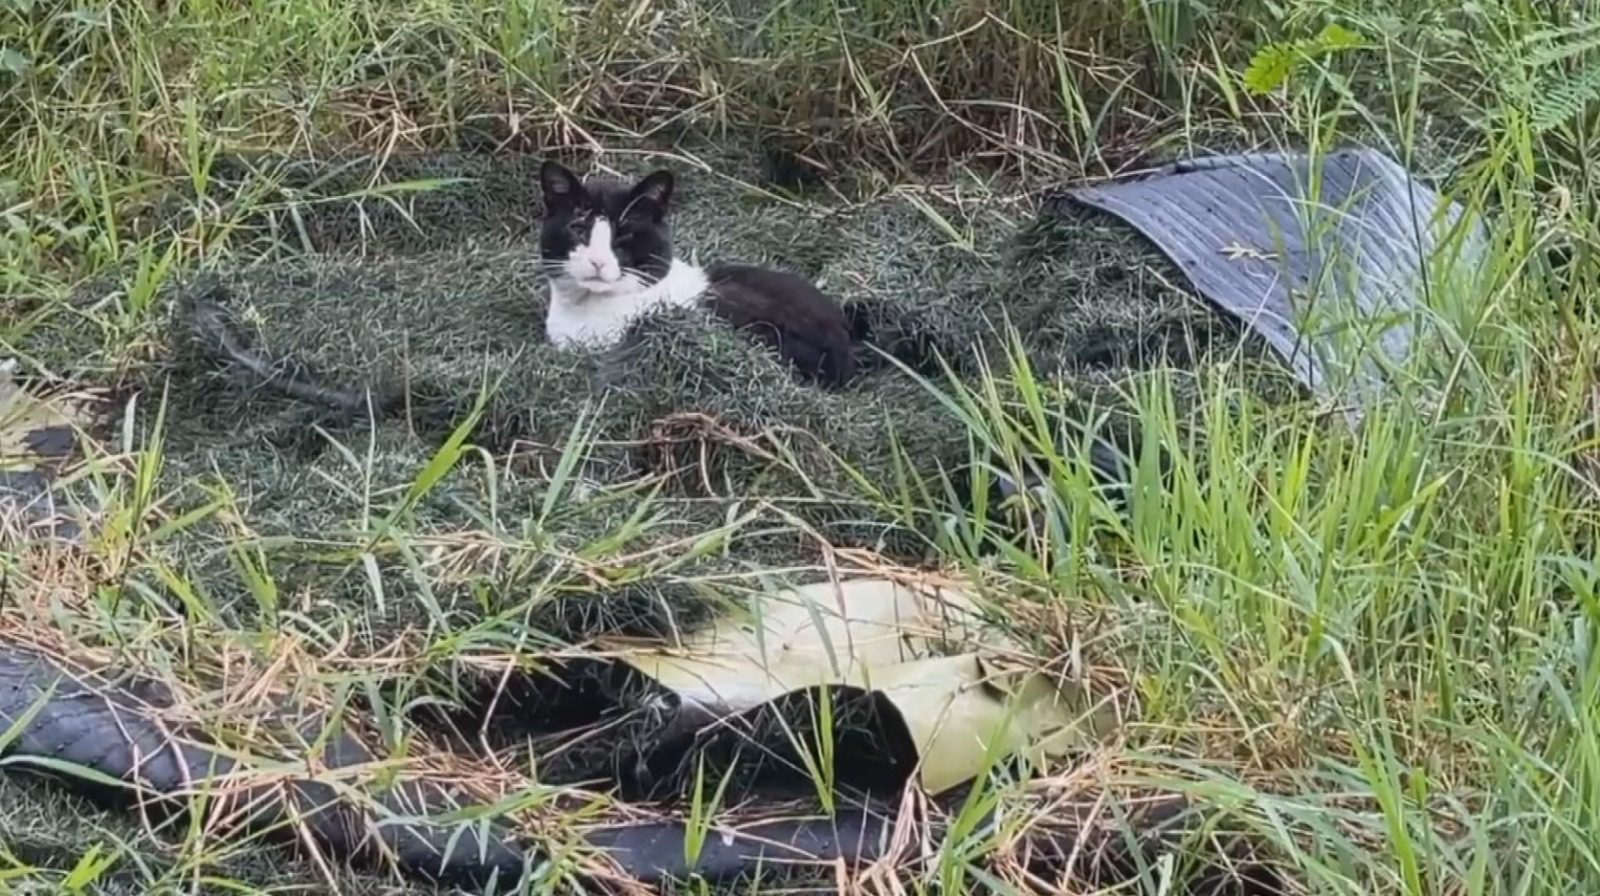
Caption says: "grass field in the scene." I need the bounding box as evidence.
[2,0,1599,894]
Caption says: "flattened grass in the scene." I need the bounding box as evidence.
[2,0,1599,894]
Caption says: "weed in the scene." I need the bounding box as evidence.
[1,0,1597,894]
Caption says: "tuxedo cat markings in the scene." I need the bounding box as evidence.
[539,163,708,347]
[538,160,857,388]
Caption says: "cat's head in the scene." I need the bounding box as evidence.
[538,160,676,295]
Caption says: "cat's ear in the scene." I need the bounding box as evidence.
[540,160,583,210]
[629,169,675,212]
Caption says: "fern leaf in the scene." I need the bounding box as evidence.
[1524,19,1600,66]
[1531,66,1600,133]
[1243,43,1297,94]
[1317,23,1365,51]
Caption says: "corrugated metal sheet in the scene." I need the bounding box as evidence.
[1054,147,1489,412]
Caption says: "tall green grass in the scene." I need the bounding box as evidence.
[864,51,1600,886]
[2,0,1598,894]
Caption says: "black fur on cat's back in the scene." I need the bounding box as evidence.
[703,263,858,389]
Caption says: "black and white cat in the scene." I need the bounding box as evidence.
[538,160,857,388]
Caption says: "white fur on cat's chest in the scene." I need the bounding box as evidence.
[545,259,710,347]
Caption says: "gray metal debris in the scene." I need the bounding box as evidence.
[1057,147,1489,414]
